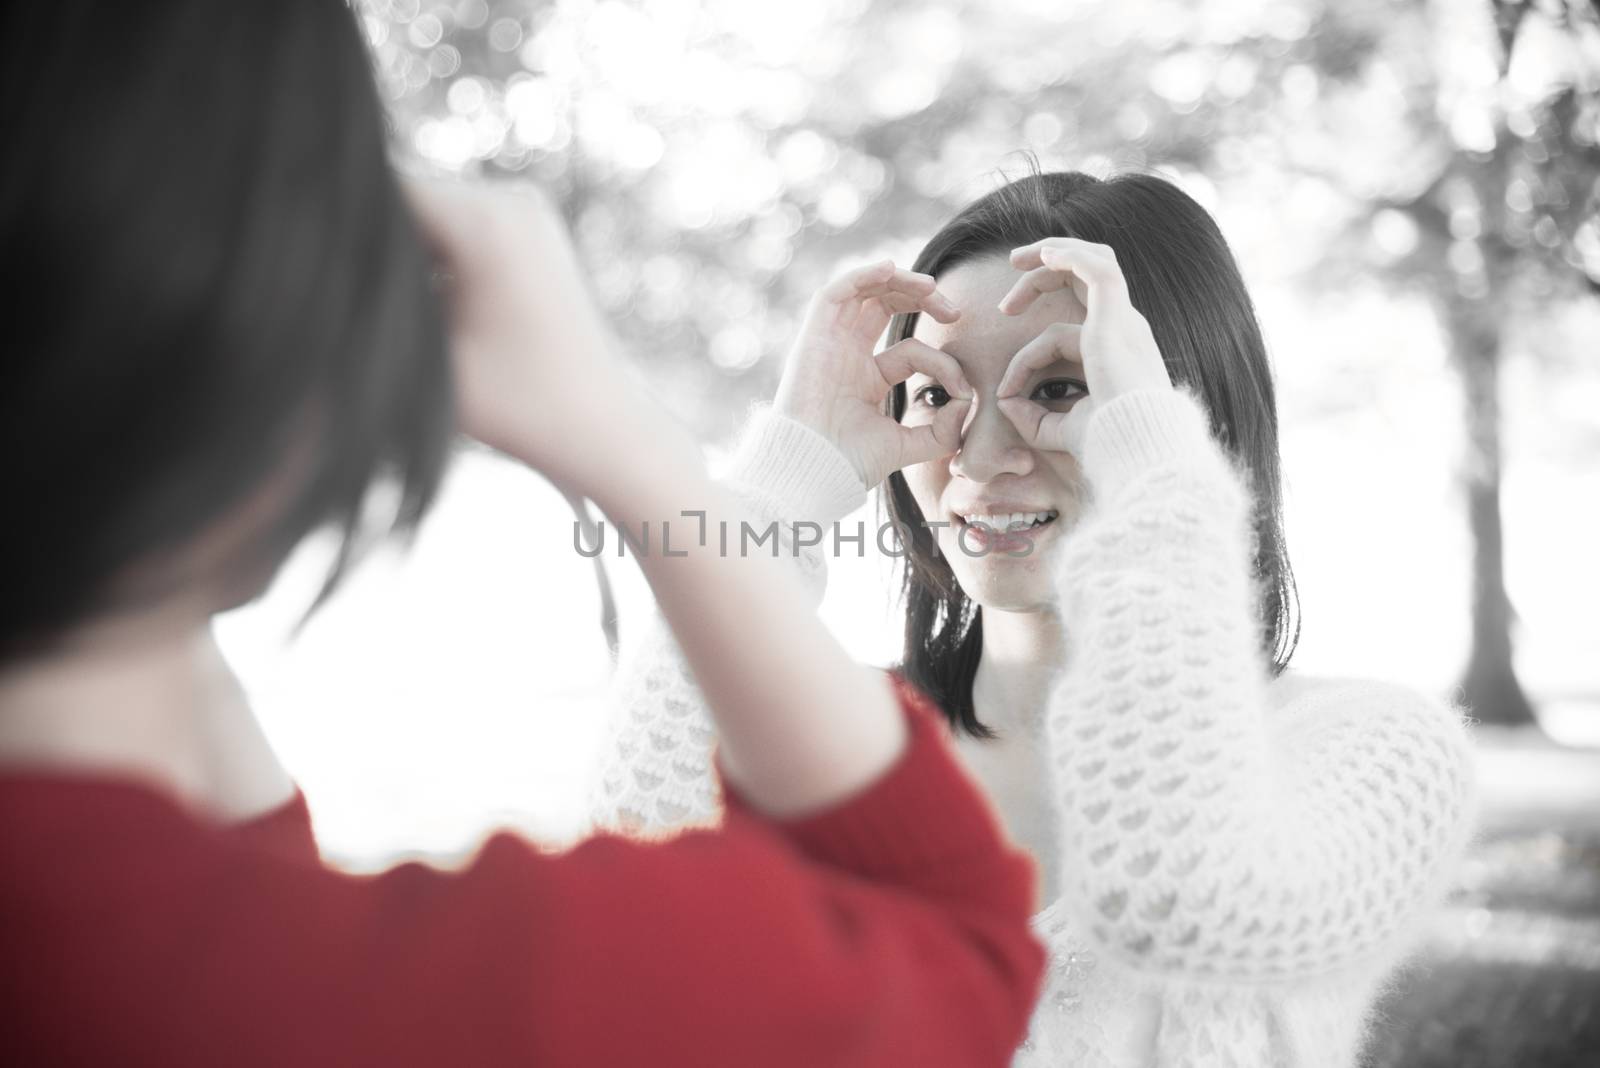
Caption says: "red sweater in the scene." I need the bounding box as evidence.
[0,677,1044,1066]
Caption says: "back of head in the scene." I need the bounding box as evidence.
[886,168,1299,734]
[0,1,453,660]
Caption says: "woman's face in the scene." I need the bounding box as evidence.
[901,255,1090,611]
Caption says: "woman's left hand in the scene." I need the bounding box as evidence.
[992,237,1172,453]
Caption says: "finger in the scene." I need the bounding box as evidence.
[849,271,948,307]
[819,259,896,303]
[996,395,1046,449]
[919,287,962,323]
[869,286,960,322]
[824,266,951,334]
[820,262,936,306]
[997,264,1076,316]
[996,323,1082,398]
[1007,240,1123,314]
[894,397,971,467]
[997,395,1094,455]
[931,393,971,452]
[876,287,960,321]
[1038,242,1125,300]
[848,274,939,303]
[996,395,1072,454]
[1008,237,1061,271]
[1060,399,1095,454]
[874,338,971,398]
[1009,236,1117,271]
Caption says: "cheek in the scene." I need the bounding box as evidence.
[1041,450,1092,526]
[900,460,947,520]
[1043,450,1085,488]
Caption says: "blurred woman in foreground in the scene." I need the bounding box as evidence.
[0,3,1045,1064]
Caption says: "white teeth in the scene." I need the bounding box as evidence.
[960,510,1058,532]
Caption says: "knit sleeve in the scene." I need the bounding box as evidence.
[1045,387,1477,982]
[587,405,868,835]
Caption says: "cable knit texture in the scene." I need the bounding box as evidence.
[593,404,863,834]
[589,390,1478,1067]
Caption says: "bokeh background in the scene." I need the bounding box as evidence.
[215,0,1600,1063]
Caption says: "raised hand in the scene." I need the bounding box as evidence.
[404,179,702,503]
[775,261,973,488]
[994,238,1172,454]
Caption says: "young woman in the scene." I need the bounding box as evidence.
[0,3,1047,1065]
[592,170,1479,1066]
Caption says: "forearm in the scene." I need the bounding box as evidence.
[1047,389,1277,972]
[1049,389,1475,979]
[589,407,869,833]
[583,424,902,819]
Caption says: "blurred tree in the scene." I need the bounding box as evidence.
[1327,0,1600,726]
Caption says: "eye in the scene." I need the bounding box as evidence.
[1032,379,1088,407]
[913,384,952,409]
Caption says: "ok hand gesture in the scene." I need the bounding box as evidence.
[995,238,1172,454]
[775,261,973,488]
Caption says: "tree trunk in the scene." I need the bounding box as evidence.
[1446,293,1537,728]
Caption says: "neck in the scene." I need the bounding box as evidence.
[0,609,292,820]
[971,605,1067,736]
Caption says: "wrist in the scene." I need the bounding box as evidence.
[720,406,868,525]
[1082,386,1222,487]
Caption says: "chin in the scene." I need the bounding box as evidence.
[942,541,1065,613]
[963,577,1061,613]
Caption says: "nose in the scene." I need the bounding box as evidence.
[949,395,1034,483]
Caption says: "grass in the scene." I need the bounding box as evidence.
[1364,745,1600,1068]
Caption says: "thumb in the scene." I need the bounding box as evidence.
[996,395,1095,456]
[892,397,971,470]
[1056,397,1096,456]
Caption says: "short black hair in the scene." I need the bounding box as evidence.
[886,168,1301,737]
[0,1,453,659]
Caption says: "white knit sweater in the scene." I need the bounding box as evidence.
[589,388,1478,1068]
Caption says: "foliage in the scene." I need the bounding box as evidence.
[362,0,1596,427]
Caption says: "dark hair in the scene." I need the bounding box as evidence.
[0,1,453,660]
[885,169,1300,737]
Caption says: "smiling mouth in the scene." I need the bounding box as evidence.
[956,510,1060,534]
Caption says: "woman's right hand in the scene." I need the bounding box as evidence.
[405,179,702,504]
[774,262,972,489]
